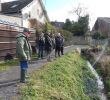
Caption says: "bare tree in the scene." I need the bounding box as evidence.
[71,4,87,19]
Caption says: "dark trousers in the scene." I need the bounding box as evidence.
[55,46,61,57]
[61,46,64,55]
[38,46,44,58]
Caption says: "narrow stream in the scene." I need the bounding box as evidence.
[87,61,107,100]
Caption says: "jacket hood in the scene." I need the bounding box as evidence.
[16,33,26,38]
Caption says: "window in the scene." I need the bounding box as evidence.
[10,5,18,8]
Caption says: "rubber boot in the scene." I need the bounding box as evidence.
[20,69,26,83]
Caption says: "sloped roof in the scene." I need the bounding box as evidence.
[98,17,110,23]
[92,17,110,32]
[0,0,33,14]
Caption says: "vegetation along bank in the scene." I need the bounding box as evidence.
[20,51,99,100]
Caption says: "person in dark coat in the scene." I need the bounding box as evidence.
[38,33,45,59]
[44,32,52,61]
[60,35,65,55]
[51,33,55,49]
[55,33,64,57]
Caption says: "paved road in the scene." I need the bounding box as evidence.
[0,45,89,100]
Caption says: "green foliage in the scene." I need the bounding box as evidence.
[105,79,110,91]
[72,15,89,36]
[96,68,104,76]
[72,22,82,36]
[92,32,107,39]
[0,60,18,72]
[63,19,73,32]
[20,52,99,100]
[44,22,55,33]
[20,86,37,100]
[63,15,89,36]
[0,54,38,72]
[106,47,110,54]
[58,29,73,41]
[107,92,110,98]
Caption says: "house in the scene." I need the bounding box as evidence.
[0,0,49,28]
[92,17,110,37]
[51,21,64,29]
[0,0,49,60]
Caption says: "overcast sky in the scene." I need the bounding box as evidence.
[44,0,110,29]
[2,0,110,29]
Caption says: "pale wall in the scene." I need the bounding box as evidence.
[0,14,22,26]
[22,0,46,28]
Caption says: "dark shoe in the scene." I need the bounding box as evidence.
[20,80,26,83]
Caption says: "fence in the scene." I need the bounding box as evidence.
[0,22,36,60]
[64,36,109,47]
[64,36,89,46]
[89,38,108,47]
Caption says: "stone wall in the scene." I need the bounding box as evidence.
[65,36,89,46]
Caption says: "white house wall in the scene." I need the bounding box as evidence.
[0,14,22,26]
[22,0,46,28]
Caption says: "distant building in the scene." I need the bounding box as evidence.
[92,17,110,37]
[0,0,49,28]
[51,21,64,29]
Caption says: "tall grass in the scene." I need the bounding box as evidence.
[20,51,98,100]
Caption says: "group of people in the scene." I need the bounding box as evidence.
[37,32,64,61]
[16,28,64,83]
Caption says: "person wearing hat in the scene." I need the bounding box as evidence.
[16,28,32,83]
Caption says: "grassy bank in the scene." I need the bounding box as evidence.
[0,60,19,72]
[0,54,38,72]
[20,51,99,100]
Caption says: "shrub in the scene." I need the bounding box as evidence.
[58,29,72,40]
[105,79,110,91]
[92,32,107,39]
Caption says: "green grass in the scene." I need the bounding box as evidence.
[0,54,38,72]
[0,59,19,72]
[20,51,99,100]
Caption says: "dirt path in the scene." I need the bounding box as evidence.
[0,45,89,100]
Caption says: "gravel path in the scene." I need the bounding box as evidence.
[0,45,89,100]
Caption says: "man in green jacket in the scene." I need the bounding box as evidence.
[16,28,32,83]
